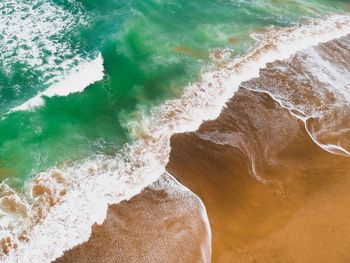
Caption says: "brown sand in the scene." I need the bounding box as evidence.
[56,87,350,263]
[167,88,350,262]
[54,174,211,263]
[56,36,350,263]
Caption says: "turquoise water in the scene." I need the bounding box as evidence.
[0,0,348,185]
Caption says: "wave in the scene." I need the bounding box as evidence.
[10,54,105,112]
[1,14,350,262]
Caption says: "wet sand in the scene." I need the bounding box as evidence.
[54,174,211,263]
[167,88,350,262]
[55,36,350,262]
[56,87,350,263]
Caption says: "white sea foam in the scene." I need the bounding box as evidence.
[2,14,350,262]
[0,0,89,112]
[10,54,105,112]
[0,0,86,75]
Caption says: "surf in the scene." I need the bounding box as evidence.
[1,14,350,262]
[10,54,105,112]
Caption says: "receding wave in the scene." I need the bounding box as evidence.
[241,35,350,157]
[1,14,350,262]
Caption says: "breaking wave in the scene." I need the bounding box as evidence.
[10,54,105,112]
[0,0,91,115]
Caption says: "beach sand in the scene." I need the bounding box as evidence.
[54,174,211,263]
[56,87,350,263]
[56,35,350,262]
[167,88,350,262]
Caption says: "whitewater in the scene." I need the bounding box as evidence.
[10,54,104,112]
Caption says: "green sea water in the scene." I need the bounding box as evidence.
[0,0,348,186]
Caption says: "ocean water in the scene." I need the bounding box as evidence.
[0,0,350,261]
[0,0,346,184]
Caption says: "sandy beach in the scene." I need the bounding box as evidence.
[56,86,350,262]
[55,174,211,263]
[56,35,350,261]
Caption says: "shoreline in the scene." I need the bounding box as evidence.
[54,173,211,263]
[57,31,350,261]
[2,15,350,262]
[167,88,350,262]
[56,87,350,262]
